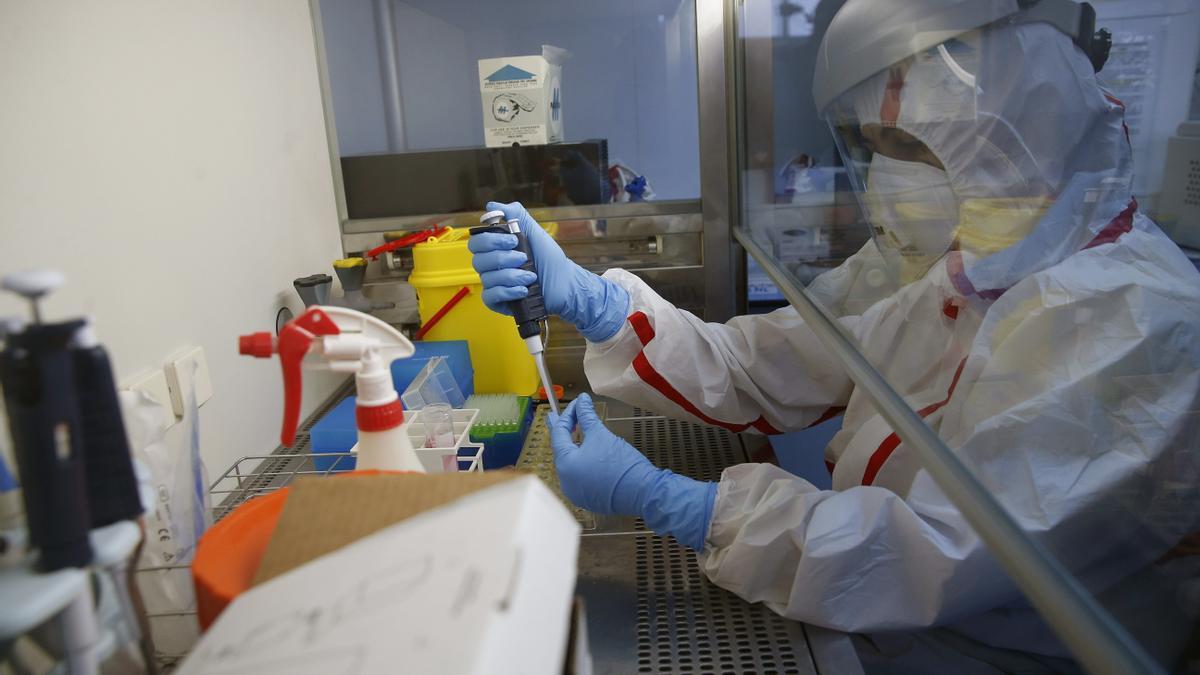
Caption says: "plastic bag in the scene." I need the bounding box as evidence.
[122,360,212,660]
[123,381,210,570]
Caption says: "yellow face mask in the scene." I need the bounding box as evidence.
[954,197,1053,256]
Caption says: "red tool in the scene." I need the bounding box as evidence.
[364,226,448,260]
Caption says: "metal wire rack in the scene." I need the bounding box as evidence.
[208,380,358,521]
[137,380,359,669]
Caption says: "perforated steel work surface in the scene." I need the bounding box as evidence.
[633,536,815,675]
[567,406,817,675]
[632,416,741,482]
[578,532,817,675]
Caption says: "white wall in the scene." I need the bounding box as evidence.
[0,1,345,476]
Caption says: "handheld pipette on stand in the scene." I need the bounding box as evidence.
[470,211,561,415]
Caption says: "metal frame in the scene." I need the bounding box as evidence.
[372,0,407,153]
[697,0,745,323]
[307,0,349,232]
[341,199,704,235]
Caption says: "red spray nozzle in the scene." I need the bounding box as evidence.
[239,308,341,447]
[238,332,275,358]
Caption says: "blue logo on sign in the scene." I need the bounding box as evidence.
[485,65,536,82]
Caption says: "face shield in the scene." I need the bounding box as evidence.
[823,30,1059,285]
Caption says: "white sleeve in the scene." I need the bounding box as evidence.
[583,268,856,434]
[701,464,1005,632]
[699,237,1200,632]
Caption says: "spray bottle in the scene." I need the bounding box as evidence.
[238,306,424,473]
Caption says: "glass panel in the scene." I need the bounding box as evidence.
[317,0,701,216]
[736,0,1200,672]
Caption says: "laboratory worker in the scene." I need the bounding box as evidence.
[469,0,1200,671]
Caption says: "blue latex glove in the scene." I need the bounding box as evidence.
[550,394,718,550]
[468,201,630,342]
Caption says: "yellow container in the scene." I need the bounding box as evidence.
[408,226,553,396]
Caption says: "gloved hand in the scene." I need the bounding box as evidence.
[550,394,717,550]
[468,201,630,342]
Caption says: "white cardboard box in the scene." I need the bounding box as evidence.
[478,46,567,148]
[177,476,582,674]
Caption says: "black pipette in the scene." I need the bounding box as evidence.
[72,321,142,528]
[0,270,93,570]
[470,210,560,415]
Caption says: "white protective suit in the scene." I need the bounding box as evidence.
[583,20,1200,674]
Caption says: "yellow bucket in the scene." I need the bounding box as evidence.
[408,226,554,396]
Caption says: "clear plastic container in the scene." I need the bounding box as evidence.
[400,356,465,410]
[421,403,457,471]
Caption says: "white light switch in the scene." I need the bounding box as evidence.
[164,346,214,415]
[120,369,177,429]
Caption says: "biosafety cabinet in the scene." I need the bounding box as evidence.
[290,0,1200,672]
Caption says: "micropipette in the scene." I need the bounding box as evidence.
[471,211,561,415]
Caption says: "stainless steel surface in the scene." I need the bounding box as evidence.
[551,401,818,674]
[339,206,706,332]
[734,227,1164,675]
[342,200,705,235]
[697,0,744,323]
[579,535,817,675]
[340,211,704,271]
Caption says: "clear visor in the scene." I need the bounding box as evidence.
[822,33,991,285]
[830,117,961,285]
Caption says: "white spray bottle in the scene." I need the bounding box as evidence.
[239,305,424,473]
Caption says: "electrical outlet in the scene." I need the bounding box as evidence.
[120,369,177,429]
[164,345,214,415]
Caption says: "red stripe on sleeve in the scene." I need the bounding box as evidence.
[626,311,780,435]
[752,417,783,434]
[861,358,967,486]
[629,310,656,344]
[805,406,847,429]
[1084,199,1136,250]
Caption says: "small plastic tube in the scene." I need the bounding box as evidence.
[422,403,455,448]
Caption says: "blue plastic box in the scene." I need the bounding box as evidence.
[391,340,473,400]
[311,341,473,473]
[309,396,359,472]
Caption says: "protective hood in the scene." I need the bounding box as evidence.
[825,22,1134,295]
